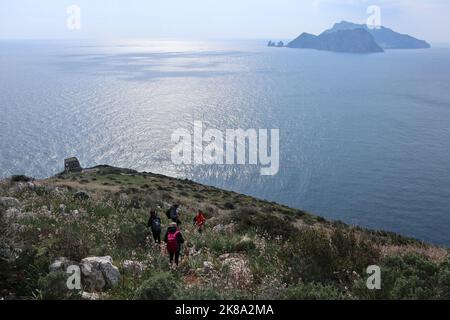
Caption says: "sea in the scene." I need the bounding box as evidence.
[1,39,449,245]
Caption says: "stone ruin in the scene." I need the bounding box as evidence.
[64,157,82,173]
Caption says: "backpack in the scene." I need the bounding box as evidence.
[151,217,161,233]
[167,230,180,252]
[169,207,178,220]
[165,208,171,219]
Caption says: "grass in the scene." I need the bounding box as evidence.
[1,165,449,300]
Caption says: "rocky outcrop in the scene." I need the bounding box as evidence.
[81,256,121,291]
[122,260,146,276]
[219,253,253,290]
[49,257,78,273]
[14,181,37,192]
[48,256,121,292]
[212,223,236,234]
[0,197,23,220]
[81,291,100,300]
[0,197,21,213]
[203,261,214,274]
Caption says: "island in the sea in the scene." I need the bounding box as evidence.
[268,21,431,54]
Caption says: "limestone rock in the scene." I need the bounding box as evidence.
[122,260,146,276]
[212,223,236,234]
[81,291,100,300]
[49,257,78,273]
[4,208,22,219]
[81,256,121,291]
[220,254,253,290]
[203,261,214,274]
[0,197,21,213]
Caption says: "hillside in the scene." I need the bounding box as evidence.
[1,165,449,300]
[323,21,431,49]
[286,21,430,53]
[287,29,383,53]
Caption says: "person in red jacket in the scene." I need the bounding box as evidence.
[193,210,206,234]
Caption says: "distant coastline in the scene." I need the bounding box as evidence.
[268,20,430,53]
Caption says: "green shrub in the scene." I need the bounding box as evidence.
[234,239,256,253]
[281,228,380,284]
[232,207,297,240]
[249,241,285,286]
[92,206,112,218]
[36,272,78,300]
[129,195,144,209]
[331,228,380,282]
[133,272,179,300]
[355,227,420,246]
[223,202,235,210]
[282,228,335,283]
[353,253,450,300]
[174,286,224,300]
[438,259,450,299]
[11,175,32,182]
[281,283,346,300]
[209,234,240,254]
[116,222,147,250]
[49,228,90,261]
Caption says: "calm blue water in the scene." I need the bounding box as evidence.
[1,39,450,245]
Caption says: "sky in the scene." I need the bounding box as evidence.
[0,0,449,43]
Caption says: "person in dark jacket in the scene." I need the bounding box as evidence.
[147,209,162,244]
[167,204,181,226]
[164,222,184,267]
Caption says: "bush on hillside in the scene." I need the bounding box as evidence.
[11,175,33,182]
[133,272,178,300]
[49,228,90,261]
[116,222,147,250]
[223,202,235,210]
[281,282,346,300]
[174,285,224,300]
[36,272,79,300]
[232,207,297,240]
[281,227,381,284]
[282,228,335,283]
[331,228,380,282]
[353,253,450,300]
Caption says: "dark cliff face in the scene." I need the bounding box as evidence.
[287,33,318,49]
[323,21,431,49]
[287,28,384,53]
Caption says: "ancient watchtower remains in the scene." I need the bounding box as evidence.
[64,157,83,173]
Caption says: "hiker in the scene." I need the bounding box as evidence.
[147,209,162,244]
[193,210,206,233]
[164,222,184,267]
[166,203,181,226]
